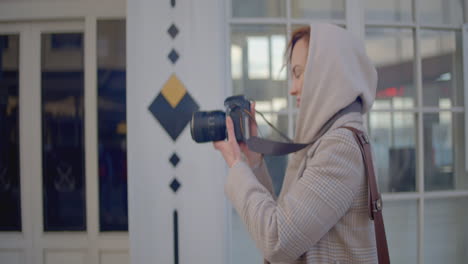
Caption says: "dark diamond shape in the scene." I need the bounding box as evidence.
[167,24,179,39]
[168,49,179,64]
[170,178,181,193]
[170,153,180,167]
[148,92,199,141]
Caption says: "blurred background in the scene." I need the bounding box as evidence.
[0,0,467,264]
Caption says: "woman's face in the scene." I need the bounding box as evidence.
[289,37,309,107]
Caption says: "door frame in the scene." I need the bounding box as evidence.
[0,19,129,264]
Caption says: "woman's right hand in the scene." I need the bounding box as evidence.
[239,102,263,168]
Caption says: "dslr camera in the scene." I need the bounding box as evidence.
[191,95,251,143]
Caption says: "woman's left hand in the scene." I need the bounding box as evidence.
[213,116,241,168]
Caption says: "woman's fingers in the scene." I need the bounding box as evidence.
[212,117,245,168]
[250,101,258,137]
[226,116,236,144]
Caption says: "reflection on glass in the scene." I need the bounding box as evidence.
[231,0,285,18]
[369,112,416,192]
[365,0,412,22]
[424,113,467,191]
[97,20,128,231]
[231,45,242,80]
[291,0,345,20]
[421,30,463,107]
[366,28,415,109]
[0,35,21,231]
[419,0,464,25]
[383,200,418,263]
[424,197,468,264]
[42,33,86,231]
[247,37,269,79]
[231,25,287,106]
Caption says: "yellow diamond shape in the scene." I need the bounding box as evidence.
[161,74,187,108]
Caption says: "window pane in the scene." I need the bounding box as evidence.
[424,113,467,191]
[383,200,418,263]
[231,25,288,107]
[42,33,86,231]
[365,0,413,23]
[271,35,286,81]
[366,28,416,109]
[369,112,417,192]
[291,0,345,20]
[256,111,288,139]
[419,0,464,25]
[424,197,468,264]
[421,30,463,108]
[232,0,285,18]
[0,34,21,231]
[97,20,128,231]
[247,37,269,79]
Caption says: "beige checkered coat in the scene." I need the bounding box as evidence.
[225,112,378,264]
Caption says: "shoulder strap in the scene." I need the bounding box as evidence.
[247,100,363,156]
[341,126,390,264]
[263,126,391,264]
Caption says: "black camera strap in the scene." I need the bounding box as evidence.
[246,100,362,156]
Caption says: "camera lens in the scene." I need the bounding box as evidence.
[190,111,226,143]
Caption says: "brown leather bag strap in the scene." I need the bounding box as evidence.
[264,126,390,264]
[341,126,390,264]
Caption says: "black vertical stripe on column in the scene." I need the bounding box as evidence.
[171,0,175,8]
[173,210,179,264]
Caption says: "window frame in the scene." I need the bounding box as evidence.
[225,1,468,263]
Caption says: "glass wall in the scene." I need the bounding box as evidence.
[365,0,467,261]
[229,0,467,263]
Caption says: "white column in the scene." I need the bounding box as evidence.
[127,0,228,263]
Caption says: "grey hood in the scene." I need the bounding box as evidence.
[282,23,377,195]
[294,23,376,144]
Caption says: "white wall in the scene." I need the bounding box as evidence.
[127,0,228,263]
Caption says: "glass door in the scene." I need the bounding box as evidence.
[0,18,129,264]
[30,22,88,264]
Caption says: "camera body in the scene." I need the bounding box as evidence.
[191,95,251,143]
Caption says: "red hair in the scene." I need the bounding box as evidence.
[286,26,310,64]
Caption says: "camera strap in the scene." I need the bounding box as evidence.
[246,100,362,156]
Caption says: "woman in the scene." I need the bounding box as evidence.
[214,23,378,263]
